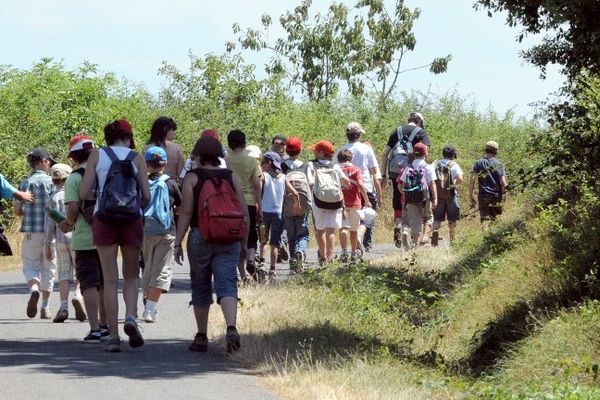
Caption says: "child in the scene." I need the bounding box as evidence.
[141,146,182,323]
[398,143,437,248]
[337,150,371,262]
[259,151,287,278]
[281,137,311,273]
[62,135,108,343]
[16,147,56,319]
[308,140,350,264]
[44,163,86,323]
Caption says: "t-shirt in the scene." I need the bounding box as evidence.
[19,171,53,233]
[339,162,363,208]
[225,151,262,206]
[64,163,94,251]
[0,173,17,200]
[45,187,72,245]
[282,158,304,173]
[399,158,436,186]
[335,142,379,193]
[471,157,506,197]
[386,124,431,149]
[261,172,286,214]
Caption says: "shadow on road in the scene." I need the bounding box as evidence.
[0,337,259,379]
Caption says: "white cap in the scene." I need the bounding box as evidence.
[245,145,262,159]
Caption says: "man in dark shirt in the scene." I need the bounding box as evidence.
[380,112,431,246]
[469,140,508,230]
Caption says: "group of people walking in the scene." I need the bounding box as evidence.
[0,112,508,353]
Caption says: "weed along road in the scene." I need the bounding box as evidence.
[0,242,406,400]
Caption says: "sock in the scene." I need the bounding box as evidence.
[41,298,49,309]
[30,284,39,293]
[125,313,136,322]
[60,300,68,309]
[227,325,237,332]
[341,248,348,256]
[74,287,82,299]
[145,300,157,312]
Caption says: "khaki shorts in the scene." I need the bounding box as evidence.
[342,207,361,231]
[55,242,76,283]
[141,234,175,292]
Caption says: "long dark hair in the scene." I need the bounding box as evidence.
[148,116,177,147]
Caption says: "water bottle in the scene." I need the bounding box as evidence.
[258,223,268,245]
[45,207,66,223]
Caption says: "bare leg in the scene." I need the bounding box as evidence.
[325,228,336,260]
[269,245,278,269]
[58,280,69,303]
[96,244,119,336]
[339,228,349,252]
[82,287,100,331]
[145,287,162,303]
[316,229,326,260]
[194,305,210,333]
[448,222,457,242]
[121,245,141,318]
[350,231,358,253]
[219,297,237,327]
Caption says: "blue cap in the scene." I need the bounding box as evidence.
[145,146,167,162]
[263,151,282,171]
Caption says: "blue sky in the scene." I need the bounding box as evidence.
[0,0,564,117]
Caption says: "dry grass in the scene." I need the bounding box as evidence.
[206,284,454,400]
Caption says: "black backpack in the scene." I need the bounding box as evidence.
[96,147,141,225]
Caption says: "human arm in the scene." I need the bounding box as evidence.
[173,172,197,265]
[429,180,438,210]
[357,179,371,209]
[380,146,391,187]
[80,150,99,201]
[469,174,477,208]
[232,175,250,255]
[251,166,263,220]
[14,190,33,202]
[134,153,151,208]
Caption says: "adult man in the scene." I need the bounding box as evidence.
[469,141,508,230]
[380,112,431,247]
[336,122,381,251]
[270,135,287,158]
[431,145,464,246]
[226,130,263,280]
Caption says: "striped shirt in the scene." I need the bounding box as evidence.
[18,171,53,233]
[44,187,71,245]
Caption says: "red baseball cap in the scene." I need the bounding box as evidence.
[201,129,220,140]
[69,135,95,153]
[286,136,303,153]
[309,140,335,156]
[413,142,428,156]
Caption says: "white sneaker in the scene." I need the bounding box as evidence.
[142,309,157,323]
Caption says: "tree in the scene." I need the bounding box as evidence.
[230,0,451,103]
[475,0,600,81]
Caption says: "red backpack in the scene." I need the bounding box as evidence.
[195,170,245,245]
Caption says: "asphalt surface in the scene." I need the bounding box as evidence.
[0,243,402,400]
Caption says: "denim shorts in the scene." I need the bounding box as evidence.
[262,212,284,246]
[186,228,239,306]
[433,196,461,222]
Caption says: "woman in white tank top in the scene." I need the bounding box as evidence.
[80,119,150,352]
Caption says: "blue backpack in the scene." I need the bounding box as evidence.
[144,174,172,235]
[96,147,141,225]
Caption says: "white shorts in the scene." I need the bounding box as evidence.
[22,233,56,291]
[312,206,342,230]
[341,207,361,231]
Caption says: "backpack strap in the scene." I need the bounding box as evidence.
[124,150,137,162]
[406,126,422,144]
[158,174,170,184]
[102,146,119,162]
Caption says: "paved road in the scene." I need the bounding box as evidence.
[0,243,398,400]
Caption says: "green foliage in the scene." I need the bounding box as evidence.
[0,59,155,184]
[475,0,600,81]
[232,0,450,102]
